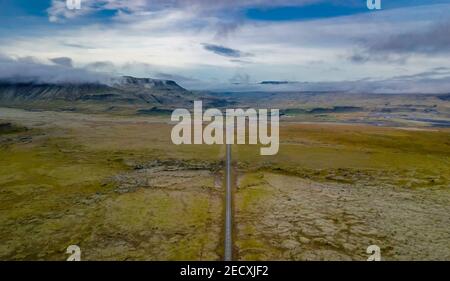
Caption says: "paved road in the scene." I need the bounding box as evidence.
[224,144,232,261]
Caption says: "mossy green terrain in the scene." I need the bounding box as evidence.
[235,124,449,188]
[0,108,223,260]
[235,124,450,260]
[1,107,449,261]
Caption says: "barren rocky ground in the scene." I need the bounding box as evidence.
[235,172,450,261]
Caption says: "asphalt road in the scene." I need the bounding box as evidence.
[224,144,232,261]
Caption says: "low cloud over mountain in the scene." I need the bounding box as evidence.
[0,54,111,84]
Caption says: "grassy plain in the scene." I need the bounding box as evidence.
[0,108,223,260]
[1,107,449,260]
[234,123,450,260]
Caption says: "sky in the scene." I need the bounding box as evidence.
[0,0,449,93]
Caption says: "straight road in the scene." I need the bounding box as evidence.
[224,144,232,261]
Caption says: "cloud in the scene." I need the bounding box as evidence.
[3,0,447,87]
[347,52,408,64]
[0,54,111,84]
[47,0,321,22]
[82,60,206,88]
[154,72,198,82]
[214,20,243,39]
[229,59,252,64]
[85,61,116,72]
[391,67,450,80]
[349,20,450,63]
[229,73,251,84]
[202,43,250,58]
[152,72,203,88]
[366,21,450,55]
[47,0,94,22]
[50,57,73,67]
[62,43,96,49]
[348,53,369,63]
[1,52,449,94]
[198,75,450,94]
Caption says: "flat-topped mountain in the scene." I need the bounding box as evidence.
[260,81,293,85]
[0,76,222,114]
[115,76,186,91]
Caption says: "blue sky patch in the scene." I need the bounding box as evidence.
[245,0,450,21]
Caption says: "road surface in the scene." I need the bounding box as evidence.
[224,144,232,261]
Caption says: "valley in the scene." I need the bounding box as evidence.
[0,79,449,260]
[1,101,449,260]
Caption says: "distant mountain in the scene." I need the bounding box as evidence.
[115,76,186,91]
[0,76,224,114]
[260,81,293,85]
[0,82,115,102]
[437,94,450,101]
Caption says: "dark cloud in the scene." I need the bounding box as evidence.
[347,52,408,64]
[50,57,73,67]
[348,53,369,63]
[229,59,252,64]
[62,43,95,49]
[357,21,450,57]
[370,21,450,54]
[347,20,450,65]
[202,43,250,58]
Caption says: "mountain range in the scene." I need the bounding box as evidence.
[0,76,225,115]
